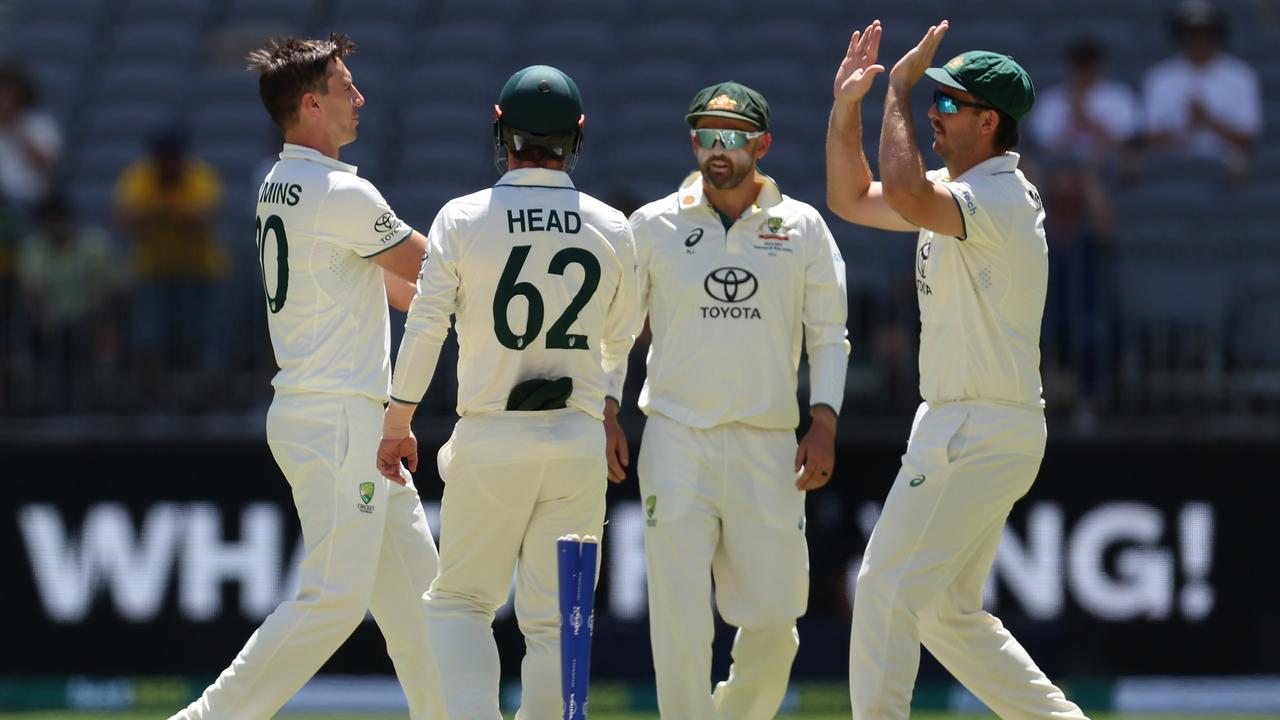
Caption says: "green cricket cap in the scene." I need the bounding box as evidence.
[924,51,1036,121]
[685,81,770,130]
[496,65,583,136]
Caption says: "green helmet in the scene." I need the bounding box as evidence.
[493,65,585,173]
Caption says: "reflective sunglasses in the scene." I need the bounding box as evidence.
[691,128,766,150]
[933,89,995,115]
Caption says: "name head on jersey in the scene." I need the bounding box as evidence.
[493,65,585,174]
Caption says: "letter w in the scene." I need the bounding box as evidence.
[20,503,182,623]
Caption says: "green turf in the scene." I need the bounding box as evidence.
[3,714,1279,719]
[0,707,1274,712]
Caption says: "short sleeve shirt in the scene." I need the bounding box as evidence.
[258,143,411,402]
[916,153,1047,410]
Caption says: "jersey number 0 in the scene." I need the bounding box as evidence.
[256,214,288,313]
[493,244,600,351]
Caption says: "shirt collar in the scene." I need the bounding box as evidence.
[493,167,576,189]
[278,143,358,174]
[944,152,1021,182]
[675,169,783,214]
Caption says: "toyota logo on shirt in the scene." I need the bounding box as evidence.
[704,267,758,303]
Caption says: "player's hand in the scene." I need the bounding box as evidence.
[377,432,417,485]
[604,399,629,483]
[833,20,885,105]
[795,407,837,491]
[889,20,949,91]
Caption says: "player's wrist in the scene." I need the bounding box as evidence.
[810,404,839,431]
[383,399,416,438]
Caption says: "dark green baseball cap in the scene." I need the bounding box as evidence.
[685,81,770,130]
[496,65,583,136]
[924,51,1035,121]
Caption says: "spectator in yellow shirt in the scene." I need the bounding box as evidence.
[114,128,226,402]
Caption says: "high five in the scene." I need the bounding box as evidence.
[828,20,1089,720]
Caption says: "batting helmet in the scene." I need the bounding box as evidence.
[493,65,585,173]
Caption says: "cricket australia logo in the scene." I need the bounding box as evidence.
[357,481,376,513]
[645,495,657,527]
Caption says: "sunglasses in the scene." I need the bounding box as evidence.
[933,89,995,115]
[690,128,766,150]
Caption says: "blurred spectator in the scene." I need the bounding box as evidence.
[1028,39,1141,164]
[114,128,226,397]
[0,63,63,218]
[1027,39,1134,421]
[1039,160,1116,424]
[16,194,123,412]
[1141,0,1262,179]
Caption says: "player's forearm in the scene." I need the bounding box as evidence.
[390,297,449,404]
[826,101,875,215]
[880,85,931,203]
[807,339,850,416]
[604,355,629,404]
[383,269,417,312]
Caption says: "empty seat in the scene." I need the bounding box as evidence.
[83,101,175,148]
[514,21,619,66]
[622,21,718,65]
[434,0,528,24]
[120,0,210,24]
[224,0,317,26]
[96,63,190,105]
[330,0,421,26]
[328,20,409,68]
[106,20,203,65]
[401,61,505,115]
[10,22,97,68]
[414,20,513,63]
[12,0,107,25]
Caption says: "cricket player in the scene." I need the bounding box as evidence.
[172,35,445,720]
[625,81,850,720]
[378,65,641,720]
[826,20,1088,719]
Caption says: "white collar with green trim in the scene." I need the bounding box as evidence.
[675,169,783,215]
[278,143,358,174]
[944,152,1021,183]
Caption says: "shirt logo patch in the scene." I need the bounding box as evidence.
[704,267,758,303]
[684,228,704,247]
[357,481,376,513]
[374,212,398,233]
[917,241,931,279]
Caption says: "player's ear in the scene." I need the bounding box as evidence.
[755,131,772,160]
[299,91,321,120]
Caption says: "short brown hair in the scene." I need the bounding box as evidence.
[246,33,356,130]
[994,111,1020,152]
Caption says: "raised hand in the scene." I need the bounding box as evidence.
[889,20,949,90]
[833,20,885,105]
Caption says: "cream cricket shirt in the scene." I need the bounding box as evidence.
[257,143,411,403]
[918,152,1047,410]
[628,171,850,431]
[391,168,640,420]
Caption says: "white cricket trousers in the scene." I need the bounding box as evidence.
[173,392,445,720]
[850,401,1088,720]
[424,408,607,720]
[639,414,808,720]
